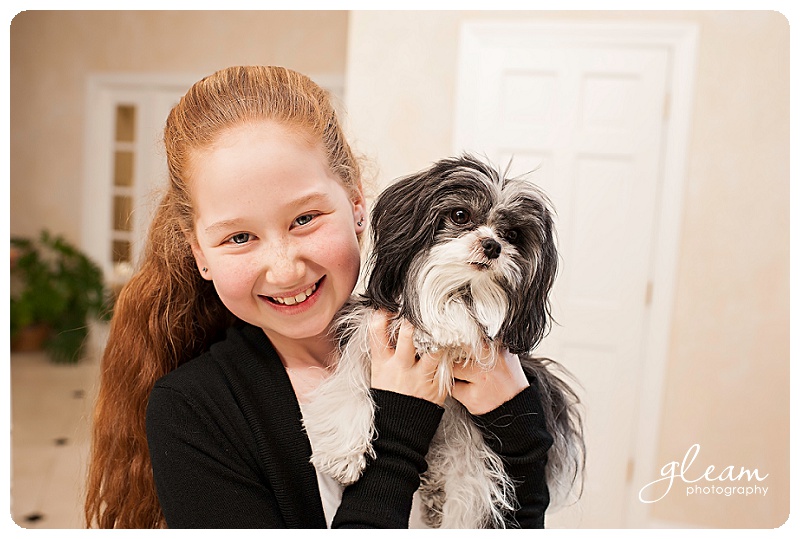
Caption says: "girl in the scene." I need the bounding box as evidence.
[84,65,553,528]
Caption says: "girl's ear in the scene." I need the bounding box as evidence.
[189,240,213,281]
[352,192,367,234]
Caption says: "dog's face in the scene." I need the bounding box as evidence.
[366,155,557,355]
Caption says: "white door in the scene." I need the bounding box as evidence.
[455,24,676,528]
[82,77,193,285]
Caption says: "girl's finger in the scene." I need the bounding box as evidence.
[451,360,481,383]
[416,351,440,377]
[368,310,391,359]
[393,320,417,365]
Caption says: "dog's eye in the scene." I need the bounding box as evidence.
[450,208,471,225]
[505,228,519,243]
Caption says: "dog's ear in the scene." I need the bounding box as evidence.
[501,204,559,355]
[366,171,439,312]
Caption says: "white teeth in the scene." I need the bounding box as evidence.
[271,282,318,306]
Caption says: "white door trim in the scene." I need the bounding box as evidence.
[453,21,698,527]
[81,73,201,279]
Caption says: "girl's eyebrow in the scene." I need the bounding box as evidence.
[288,192,332,210]
[204,218,247,236]
[203,192,333,236]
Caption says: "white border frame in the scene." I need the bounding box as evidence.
[454,21,699,527]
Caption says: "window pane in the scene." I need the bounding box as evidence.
[114,151,134,187]
[112,240,131,264]
[115,105,136,142]
[113,196,133,231]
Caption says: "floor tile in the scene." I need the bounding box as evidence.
[10,342,101,529]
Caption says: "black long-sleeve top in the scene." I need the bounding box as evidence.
[146,323,552,528]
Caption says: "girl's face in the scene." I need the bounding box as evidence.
[188,120,365,349]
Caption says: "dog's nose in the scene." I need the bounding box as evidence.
[481,238,502,259]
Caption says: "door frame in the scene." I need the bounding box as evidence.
[81,72,200,281]
[453,21,699,527]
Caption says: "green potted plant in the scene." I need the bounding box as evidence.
[10,230,111,363]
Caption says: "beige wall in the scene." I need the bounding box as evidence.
[346,10,789,529]
[654,11,789,528]
[10,10,349,245]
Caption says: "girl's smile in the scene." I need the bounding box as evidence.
[261,275,324,310]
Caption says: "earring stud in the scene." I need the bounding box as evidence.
[202,267,208,273]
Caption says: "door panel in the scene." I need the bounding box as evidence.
[82,80,189,284]
[456,31,670,527]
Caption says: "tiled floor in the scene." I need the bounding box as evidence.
[9,325,105,529]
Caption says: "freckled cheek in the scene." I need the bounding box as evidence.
[315,234,361,284]
[211,258,263,301]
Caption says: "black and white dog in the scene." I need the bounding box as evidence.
[303,155,584,528]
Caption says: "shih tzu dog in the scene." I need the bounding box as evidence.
[302,154,584,528]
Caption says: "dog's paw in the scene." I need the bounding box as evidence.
[419,472,445,528]
[420,328,475,354]
[311,451,367,486]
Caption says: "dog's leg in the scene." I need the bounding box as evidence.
[419,301,486,356]
[419,423,447,528]
[302,320,375,485]
[420,399,514,528]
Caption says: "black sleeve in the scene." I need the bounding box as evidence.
[332,389,444,528]
[472,384,554,528]
[146,385,284,528]
[148,384,443,529]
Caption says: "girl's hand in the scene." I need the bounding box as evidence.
[451,348,529,415]
[369,311,447,406]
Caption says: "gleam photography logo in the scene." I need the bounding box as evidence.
[638,443,769,503]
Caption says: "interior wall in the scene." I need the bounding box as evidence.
[346,10,789,529]
[9,10,349,245]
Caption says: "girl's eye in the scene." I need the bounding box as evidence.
[450,208,471,225]
[294,214,316,227]
[229,233,252,245]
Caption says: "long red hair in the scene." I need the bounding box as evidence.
[84,66,363,528]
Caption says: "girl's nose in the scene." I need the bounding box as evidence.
[264,243,305,285]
